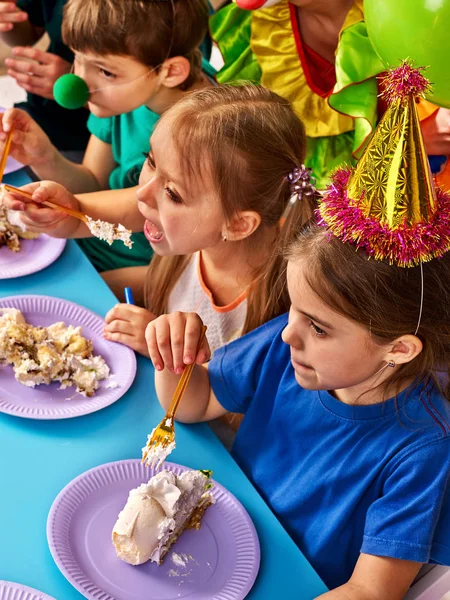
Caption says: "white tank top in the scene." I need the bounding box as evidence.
[167,252,248,355]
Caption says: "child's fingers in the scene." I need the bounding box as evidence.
[104,303,128,324]
[169,312,188,374]
[103,330,135,347]
[103,319,131,335]
[145,322,164,371]
[153,318,174,372]
[196,338,211,365]
[20,203,67,225]
[182,313,206,365]
[2,107,27,133]
[2,182,49,212]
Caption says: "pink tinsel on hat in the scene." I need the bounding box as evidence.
[381,60,431,104]
[318,168,450,267]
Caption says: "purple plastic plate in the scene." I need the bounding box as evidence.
[0,235,66,279]
[0,581,54,600]
[47,460,260,600]
[4,154,23,174]
[0,295,136,419]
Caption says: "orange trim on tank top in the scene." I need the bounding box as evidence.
[197,252,248,314]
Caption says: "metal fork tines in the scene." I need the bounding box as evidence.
[141,326,207,470]
[142,418,176,469]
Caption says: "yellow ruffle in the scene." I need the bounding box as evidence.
[250,0,364,138]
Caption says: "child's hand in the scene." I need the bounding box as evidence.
[0,108,55,167]
[5,48,71,100]
[104,304,155,356]
[145,312,210,374]
[0,1,28,32]
[1,180,80,236]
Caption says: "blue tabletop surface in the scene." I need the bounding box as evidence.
[0,169,327,599]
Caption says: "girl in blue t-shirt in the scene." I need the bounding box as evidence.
[145,223,450,598]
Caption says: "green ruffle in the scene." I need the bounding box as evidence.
[210,7,385,187]
[330,21,385,159]
[209,4,261,83]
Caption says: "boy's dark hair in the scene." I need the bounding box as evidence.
[62,0,209,89]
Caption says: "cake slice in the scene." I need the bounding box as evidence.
[112,469,213,565]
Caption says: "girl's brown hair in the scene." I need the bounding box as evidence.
[145,84,315,334]
[288,225,450,401]
[62,0,208,89]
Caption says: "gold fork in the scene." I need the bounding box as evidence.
[0,126,14,182]
[142,325,207,469]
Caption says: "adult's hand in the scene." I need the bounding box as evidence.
[5,46,71,99]
[0,1,28,33]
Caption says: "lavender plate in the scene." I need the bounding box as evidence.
[0,235,66,279]
[0,295,136,419]
[4,154,23,174]
[0,581,54,600]
[47,460,260,600]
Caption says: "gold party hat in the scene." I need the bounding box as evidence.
[319,61,450,267]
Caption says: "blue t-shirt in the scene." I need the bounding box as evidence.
[209,313,450,590]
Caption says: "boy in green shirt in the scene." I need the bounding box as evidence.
[0,0,215,275]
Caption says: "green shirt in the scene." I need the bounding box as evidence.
[16,0,90,151]
[76,106,159,272]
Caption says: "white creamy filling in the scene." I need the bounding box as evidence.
[112,470,212,566]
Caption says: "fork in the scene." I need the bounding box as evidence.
[0,126,14,182]
[142,325,207,469]
[2,183,133,248]
[2,183,90,224]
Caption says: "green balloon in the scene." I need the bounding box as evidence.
[53,73,90,110]
[364,0,450,108]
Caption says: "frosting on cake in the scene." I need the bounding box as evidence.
[112,469,214,565]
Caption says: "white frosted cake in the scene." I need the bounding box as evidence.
[112,469,214,565]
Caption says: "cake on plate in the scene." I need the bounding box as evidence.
[0,308,110,396]
[112,469,214,565]
[0,206,39,252]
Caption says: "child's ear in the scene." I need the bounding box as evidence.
[224,211,262,242]
[159,57,191,88]
[385,335,423,366]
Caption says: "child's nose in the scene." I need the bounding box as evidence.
[282,323,303,349]
[136,178,158,208]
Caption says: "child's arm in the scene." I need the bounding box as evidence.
[146,312,228,423]
[30,134,116,193]
[0,109,113,193]
[101,266,148,304]
[316,554,421,600]
[2,182,144,238]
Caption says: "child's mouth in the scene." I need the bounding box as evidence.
[144,220,164,244]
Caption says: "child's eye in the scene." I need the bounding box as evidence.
[144,152,156,170]
[165,187,182,204]
[310,321,326,337]
[99,68,115,79]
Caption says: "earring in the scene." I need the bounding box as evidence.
[388,361,395,368]
[222,234,227,242]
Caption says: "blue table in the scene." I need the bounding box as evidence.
[0,169,327,599]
